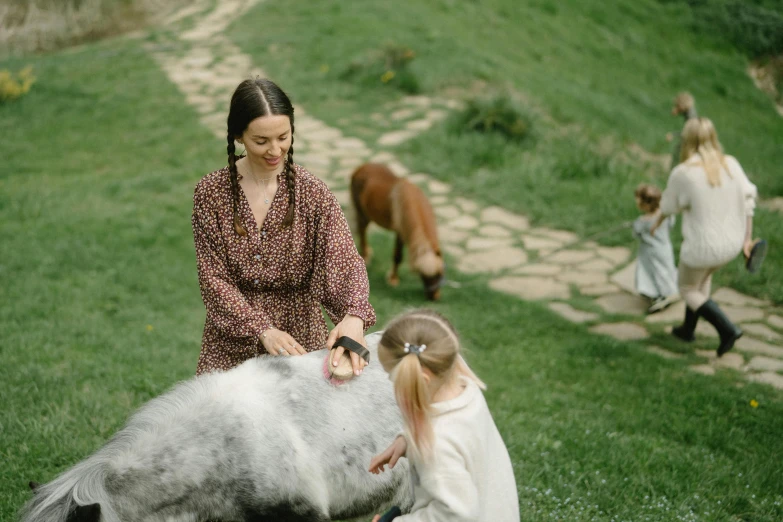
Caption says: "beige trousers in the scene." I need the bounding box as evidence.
[678,262,724,310]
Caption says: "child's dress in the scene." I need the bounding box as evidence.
[633,214,678,299]
[398,378,519,521]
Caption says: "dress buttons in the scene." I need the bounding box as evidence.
[253,279,259,285]
[261,231,266,237]
[254,254,261,261]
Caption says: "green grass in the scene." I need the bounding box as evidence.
[229,0,783,303]
[2,2,783,522]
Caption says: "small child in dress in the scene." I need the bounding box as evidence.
[368,310,519,522]
[633,184,679,313]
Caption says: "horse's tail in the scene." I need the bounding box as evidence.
[20,456,118,522]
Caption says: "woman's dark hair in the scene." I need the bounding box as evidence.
[227,78,296,235]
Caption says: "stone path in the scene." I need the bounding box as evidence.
[148,0,783,391]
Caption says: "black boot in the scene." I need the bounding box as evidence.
[671,306,698,342]
[696,299,743,357]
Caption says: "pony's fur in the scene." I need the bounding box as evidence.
[350,163,444,300]
[21,333,411,522]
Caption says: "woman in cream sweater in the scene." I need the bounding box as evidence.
[651,117,757,357]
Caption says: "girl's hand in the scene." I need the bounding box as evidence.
[649,222,658,237]
[372,515,381,522]
[327,314,367,375]
[369,436,407,474]
[261,328,307,356]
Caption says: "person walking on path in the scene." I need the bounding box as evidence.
[652,117,757,357]
[192,78,376,375]
[632,184,679,314]
[667,91,698,169]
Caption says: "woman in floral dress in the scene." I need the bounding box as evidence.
[192,78,375,376]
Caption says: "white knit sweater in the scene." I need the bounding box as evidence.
[660,154,757,268]
[397,378,520,522]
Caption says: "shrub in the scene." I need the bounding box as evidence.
[340,43,420,94]
[452,95,536,143]
[0,65,34,102]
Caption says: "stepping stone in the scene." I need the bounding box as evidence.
[390,108,415,121]
[480,207,530,231]
[437,226,469,244]
[334,137,367,150]
[450,215,479,230]
[426,108,448,121]
[722,305,764,323]
[736,337,783,358]
[378,130,416,146]
[488,276,570,300]
[407,173,430,184]
[332,189,350,207]
[589,322,648,341]
[306,127,344,141]
[514,264,563,276]
[387,160,409,176]
[458,247,528,273]
[556,271,608,287]
[430,195,449,205]
[442,244,465,258]
[478,225,512,238]
[465,237,513,251]
[760,196,783,213]
[402,95,432,108]
[742,323,782,342]
[767,315,783,331]
[435,205,461,220]
[405,119,433,131]
[609,260,636,294]
[596,246,632,266]
[580,283,621,296]
[578,258,616,273]
[370,151,396,164]
[339,157,364,170]
[644,300,686,324]
[521,235,562,251]
[548,302,599,323]
[296,154,331,169]
[547,250,595,265]
[455,197,478,213]
[712,288,770,308]
[746,356,783,373]
[594,293,649,315]
[747,372,783,390]
[428,179,451,195]
[713,352,745,370]
[528,227,579,244]
[689,365,716,376]
[695,321,719,338]
[646,345,684,359]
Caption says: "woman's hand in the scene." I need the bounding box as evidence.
[327,314,367,375]
[743,239,755,259]
[260,328,306,356]
[369,435,408,475]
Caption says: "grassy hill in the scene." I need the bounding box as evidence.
[229,0,783,303]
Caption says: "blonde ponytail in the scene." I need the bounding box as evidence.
[393,354,435,457]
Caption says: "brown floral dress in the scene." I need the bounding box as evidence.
[192,163,376,374]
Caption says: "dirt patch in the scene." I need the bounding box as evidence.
[748,59,783,117]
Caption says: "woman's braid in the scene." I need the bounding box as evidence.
[282,131,296,227]
[227,134,248,236]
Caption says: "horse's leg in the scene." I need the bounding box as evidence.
[387,235,403,287]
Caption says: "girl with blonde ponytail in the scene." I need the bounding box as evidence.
[368,310,519,522]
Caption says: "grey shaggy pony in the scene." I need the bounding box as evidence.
[21,332,411,522]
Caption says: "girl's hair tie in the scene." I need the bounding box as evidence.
[403,342,427,355]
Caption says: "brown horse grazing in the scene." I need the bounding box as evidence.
[351,163,445,300]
